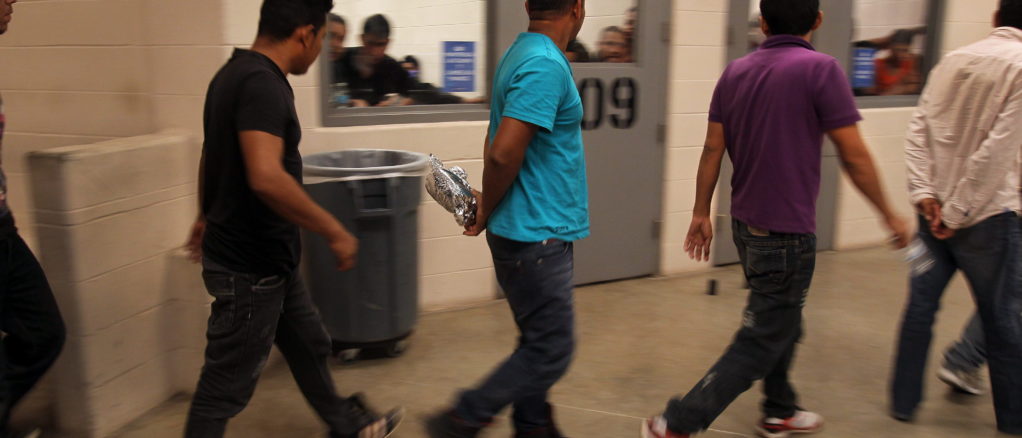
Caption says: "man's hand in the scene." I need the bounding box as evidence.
[329,231,359,271]
[931,223,956,240]
[885,215,912,249]
[185,219,206,263]
[464,190,488,237]
[917,198,941,226]
[916,198,954,240]
[684,215,714,262]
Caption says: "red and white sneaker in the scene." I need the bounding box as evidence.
[641,416,690,438]
[755,411,824,438]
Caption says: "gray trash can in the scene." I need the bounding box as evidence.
[300,149,428,360]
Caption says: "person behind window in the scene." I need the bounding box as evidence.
[334,14,413,107]
[399,56,485,105]
[566,39,590,62]
[597,26,631,63]
[873,29,923,95]
[327,13,347,63]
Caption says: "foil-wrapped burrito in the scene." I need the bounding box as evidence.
[425,155,477,226]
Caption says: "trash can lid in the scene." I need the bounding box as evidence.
[303,149,429,180]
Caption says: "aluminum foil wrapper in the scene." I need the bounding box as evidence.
[425,155,478,226]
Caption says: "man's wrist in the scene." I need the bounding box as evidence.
[326,224,352,243]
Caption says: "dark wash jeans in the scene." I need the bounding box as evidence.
[0,233,65,432]
[943,313,986,373]
[455,233,576,433]
[666,220,816,434]
[185,258,366,438]
[891,213,1022,433]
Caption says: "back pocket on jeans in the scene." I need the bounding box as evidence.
[746,247,786,285]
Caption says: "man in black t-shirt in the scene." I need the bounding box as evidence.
[333,14,415,107]
[183,1,402,437]
[0,1,67,436]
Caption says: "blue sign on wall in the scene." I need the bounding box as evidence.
[852,47,878,89]
[443,41,476,93]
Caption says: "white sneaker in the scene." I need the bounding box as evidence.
[938,366,986,395]
[755,410,824,438]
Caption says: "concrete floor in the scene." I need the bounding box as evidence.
[106,247,1015,437]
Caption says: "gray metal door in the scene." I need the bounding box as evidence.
[491,0,670,284]
[713,0,841,265]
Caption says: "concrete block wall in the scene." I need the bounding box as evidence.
[28,132,206,437]
[0,0,160,249]
[659,0,728,275]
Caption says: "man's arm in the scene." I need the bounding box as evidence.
[185,151,206,262]
[240,131,358,270]
[684,122,726,262]
[829,124,911,248]
[464,118,538,236]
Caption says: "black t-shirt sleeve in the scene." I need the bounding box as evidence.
[396,66,414,96]
[236,72,290,138]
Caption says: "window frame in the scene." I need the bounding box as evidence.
[319,2,494,128]
[725,0,946,109]
[817,0,946,108]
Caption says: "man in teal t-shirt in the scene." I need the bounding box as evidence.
[426,1,588,437]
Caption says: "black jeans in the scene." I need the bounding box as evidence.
[666,220,816,434]
[0,233,65,432]
[891,213,1022,433]
[455,233,576,433]
[185,259,367,438]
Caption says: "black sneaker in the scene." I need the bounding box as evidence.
[425,410,485,438]
[345,393,404,438]
[514,404,565,437]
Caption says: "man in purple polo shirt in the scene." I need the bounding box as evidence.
[643,1,910,437]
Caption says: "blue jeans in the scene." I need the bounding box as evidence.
[943,313,986,373]
[665,220,817,434]
[455,233,576,433]
[891,213,1022,433]
[186,259,367,438]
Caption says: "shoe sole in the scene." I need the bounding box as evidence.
[637,418,662,436]
[755,423,823,438]
[640,419,656,438]
[383,407,405,438]
[937,368,984,395]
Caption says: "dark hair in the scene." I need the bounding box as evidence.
[760,0,819,36]
[403,55,420,68]
[527,0,575,17]
[328,13,345,26]
[257,0,334,41]
[890,29,915,45]
[567,40,590,62]
[363,14,391,39]
[999,0,1022,30]
[601,25,625,36]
